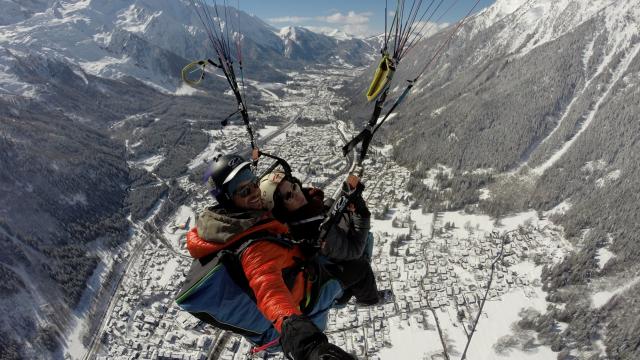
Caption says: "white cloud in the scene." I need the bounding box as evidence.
[410,21,450,38]
[342,24,372,37]
[267,16,312,24]
[267,10,379,38]
[320,11,373,25]
[303,26,354,40]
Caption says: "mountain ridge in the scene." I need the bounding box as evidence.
[343,0,639,357]
[1,0,638,358]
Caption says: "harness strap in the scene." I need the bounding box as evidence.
[250,337,280,354]
[234,235,294,258]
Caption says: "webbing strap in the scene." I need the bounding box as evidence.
[250,337,280,354]
[234,235,293,258]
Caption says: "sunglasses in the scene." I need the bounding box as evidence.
[280,182,299,202]
[233,180,258,198]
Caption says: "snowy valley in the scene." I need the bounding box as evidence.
[82,65,573,360]
[1,0,639,359]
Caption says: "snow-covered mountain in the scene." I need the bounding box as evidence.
[3,0,637,358]
[344,0,639,357]
[0,1,376,359]
[279,25,376,65]
[0,0,373,93]
[347,0,638,171]
[0,0,53,26]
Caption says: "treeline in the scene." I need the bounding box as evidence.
[129,167,157,188]
[0,333,22,360]
[41,244,99,305]
[0,264,25,296]
[478,173,535,218]
[62,210,129,250]
[127,184,169,222]
[515,289,600,355]
[541,230,602,291]
[341,15,595,174]
[0,53,265,359]
[0,93,131,311]
[514,283,640,359]
[601,281,640,359]
[339,10,640,359]
[152,182,191,228]
[406,169,492,213]
[124,118,210,180]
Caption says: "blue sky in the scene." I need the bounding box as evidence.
[236,0,497,37]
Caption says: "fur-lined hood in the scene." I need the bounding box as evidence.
[196,206,266,243]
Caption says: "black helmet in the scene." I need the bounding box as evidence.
[204,154,252,205]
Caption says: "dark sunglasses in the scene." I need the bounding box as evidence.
[234,180,258,198]
[281,182,299,202]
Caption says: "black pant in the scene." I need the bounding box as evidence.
[321,258,379,305]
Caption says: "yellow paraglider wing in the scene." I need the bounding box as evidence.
[366,54,396,102]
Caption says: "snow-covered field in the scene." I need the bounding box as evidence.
[370,201,566,359]
[379,285,555,360]
[592,276,640,309]
[128,154,165,172]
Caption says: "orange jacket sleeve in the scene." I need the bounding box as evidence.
[186,227,220,258]
[240,241,304,332]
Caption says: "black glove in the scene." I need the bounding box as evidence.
[349,192,370,218]
[281,315,326,360]
[309,342,357,360]
[341,181,369,218]
[281,315,354,360]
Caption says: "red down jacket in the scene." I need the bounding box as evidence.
[186,218,306,332]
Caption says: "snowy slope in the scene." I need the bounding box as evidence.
[472,0,622,56]
[344,0,640,173]
[0,0,373,92]
[278,25,375,65]
[342,0,639,358]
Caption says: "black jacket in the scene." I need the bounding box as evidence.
[280,188,370,261]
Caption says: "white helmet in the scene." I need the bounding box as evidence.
[259,171,286,210]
